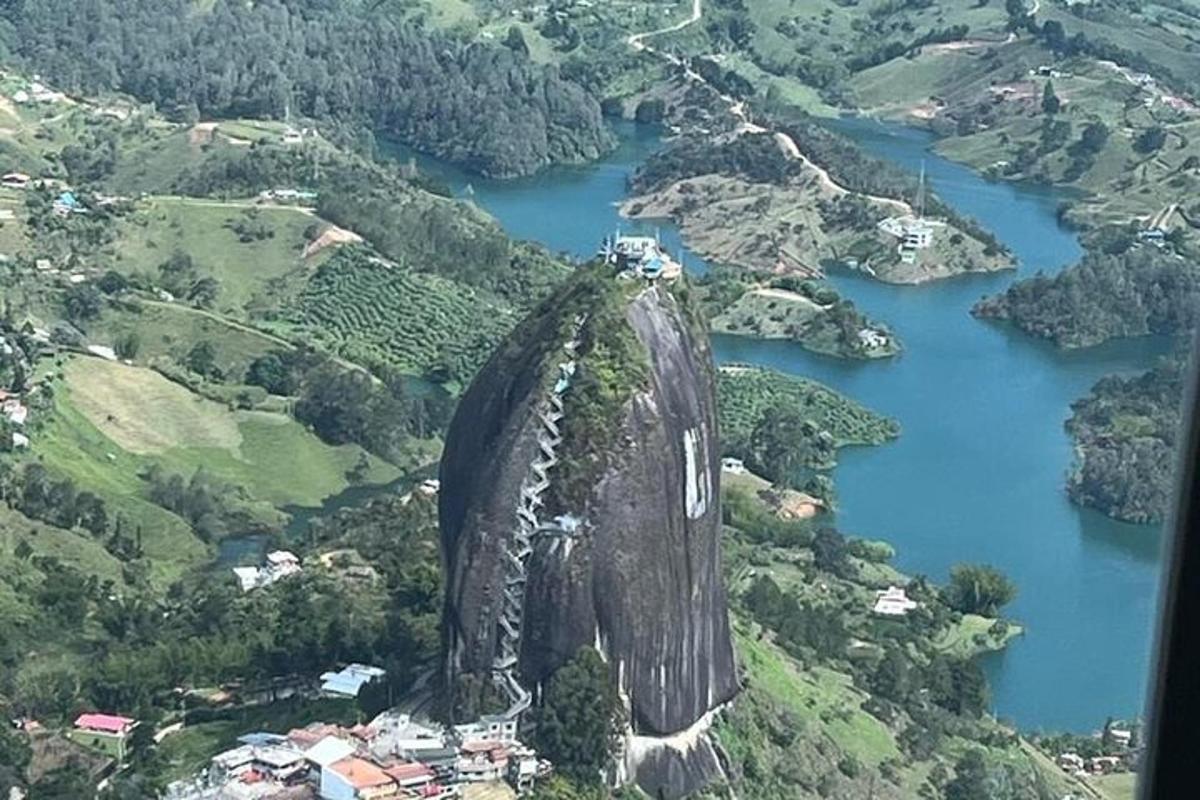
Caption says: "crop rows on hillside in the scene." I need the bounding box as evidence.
[718,365,900,449]
[286,250,513,382]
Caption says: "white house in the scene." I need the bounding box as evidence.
[368,713,447,759]
[1057,752,1085,773]
[232,566,263,593]
[720,457,746,474]
[86,345,118,361]
[2,399,28,426]
[454,714,517,746]
[873,586,918,616]
[857,328,889,350]
[266,550,301,576]
[1,172,31,189]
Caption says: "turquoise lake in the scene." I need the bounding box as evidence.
[385,120,1169,733]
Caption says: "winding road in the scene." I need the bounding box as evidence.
[626,0,703,51]
[625,0,912,215]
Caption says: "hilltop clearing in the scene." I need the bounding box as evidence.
[625,128,1011,285]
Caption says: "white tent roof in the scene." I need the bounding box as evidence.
[304,735,355,767]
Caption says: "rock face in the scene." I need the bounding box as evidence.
[439,270,737,796]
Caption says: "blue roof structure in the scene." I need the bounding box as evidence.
[319,663,386,698]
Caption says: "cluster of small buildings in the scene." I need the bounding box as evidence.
[167,711,547,800]
[259,188,319,205]
[0,388,30,449]
[856,328,889,351]
[233,550,303,593]
[1054,723,1139,779]
[600,231,683,281]
[11,80,66,106]
[52,190,87,217]
[872,585,919,617]
[877,214,939,264]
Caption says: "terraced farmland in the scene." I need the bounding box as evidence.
[718,365,900,450]
[286,248,516,382]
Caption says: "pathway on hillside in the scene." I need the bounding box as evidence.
[139,298,382,385]
[625,0,912,215]
[626,0,702,51]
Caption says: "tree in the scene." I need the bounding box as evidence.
[531,647,624,785]
[1042,81,1061,115]
[944,563,1017,616]
[187,277,220,309]
[158,250,197,295]
[245,351,302,395]
[812,527,851,577]
[1041,20,1067,52]
[96,270,130,294]
[0,726,31,797]
[749,404,815,485]
[63,284,103,322]
[503,26,529,56]
[944,749,990,800]
[1077,121,1110,155]
[27,764,92,800]
[1135,126,1167,154]
[634,98,666,124]
[184,341,220,379]
[114,332,141,360]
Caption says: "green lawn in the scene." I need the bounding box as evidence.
[934,613,1023,658]
[89,299,289,382]
[735,627,901,767]
[61,357,399,508]
[1092,771,1139,800]
[109,197,319,313]
[24,356,404,582]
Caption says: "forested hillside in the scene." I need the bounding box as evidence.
[973,244,1200,348]
[0,0,613,177]
[1066,353,1188,524]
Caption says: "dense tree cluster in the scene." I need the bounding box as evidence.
[943,564,1018,617]
[1066,352,1187,523]
[2,462,108,537]
[974,245,1200,348]
[2,0,613,177]
[630,132,801,194]
[530,647,625,786]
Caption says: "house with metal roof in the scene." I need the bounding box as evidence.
[70,713,138,760]
[319,664,386,698]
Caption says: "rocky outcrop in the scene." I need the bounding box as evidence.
[439,269,737,796]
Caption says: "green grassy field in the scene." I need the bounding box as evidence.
[19,355,403,583]
[1092,770,1139,800]
[88,299,291,383]
[934,613,1024,659]
[61,357,399,508]
[730,626,902,768]
[108,196,320,312]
